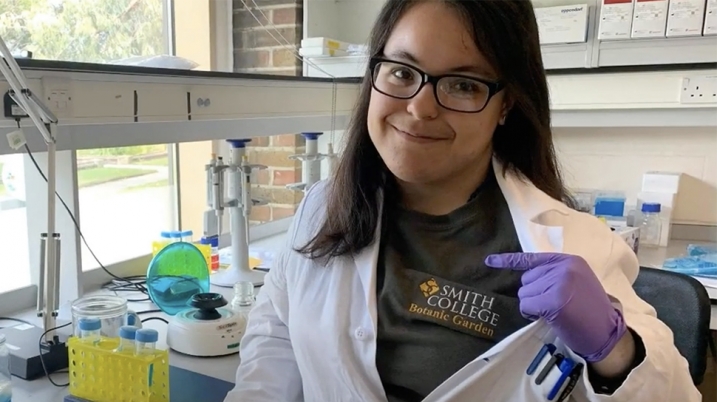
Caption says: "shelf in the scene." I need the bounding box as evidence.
[551,107,717,128]
[0,63,359,155]
[597,36,717,67]
[541,43,592,70]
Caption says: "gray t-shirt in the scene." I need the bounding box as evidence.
[375,171,529,402]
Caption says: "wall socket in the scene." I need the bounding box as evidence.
[41,77,74,118]
[680,76,717,104]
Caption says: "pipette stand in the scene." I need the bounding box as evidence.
[287,132,327,193]
[209,139,267,288]
[0,34,69,379]
[326,142,339,176]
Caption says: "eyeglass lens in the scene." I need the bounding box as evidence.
[372,61,492,112]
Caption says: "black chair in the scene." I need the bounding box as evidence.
[632,266,712,385]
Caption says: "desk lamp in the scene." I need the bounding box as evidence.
[0,35,68,379]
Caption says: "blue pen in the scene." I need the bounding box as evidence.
[548,356,576,401]
[527,343,556,376]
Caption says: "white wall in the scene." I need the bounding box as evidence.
[555,127,717,225]
[318,128,717,226]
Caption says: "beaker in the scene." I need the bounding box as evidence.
[71,295,141,338]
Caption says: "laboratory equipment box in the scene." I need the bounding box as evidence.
[614,226,641,255]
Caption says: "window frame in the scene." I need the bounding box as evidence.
[0,0,299,314]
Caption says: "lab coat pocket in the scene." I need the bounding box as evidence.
[523,344,585,402]
[425,322,551,402]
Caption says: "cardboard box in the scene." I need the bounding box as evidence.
[535,4,589,44]
[666,0,707,37]
[599,0,635,40]
[632,0,669,37]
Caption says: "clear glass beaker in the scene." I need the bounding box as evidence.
[71,295,140,338]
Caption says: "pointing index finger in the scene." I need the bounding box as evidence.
[484,252,562,271]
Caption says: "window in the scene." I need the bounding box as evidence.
[0,0,172,67]
[0,154,31,293]
[77,145,177,271]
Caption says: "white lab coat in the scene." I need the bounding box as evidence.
[226,159,701,402]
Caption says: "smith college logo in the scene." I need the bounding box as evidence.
[420,278,440,297]
[410,277,499,339]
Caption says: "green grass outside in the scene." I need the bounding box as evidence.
[135,156,168,167]
[78,167,153,188]
[0,161,160,198]
[122,178,169,193]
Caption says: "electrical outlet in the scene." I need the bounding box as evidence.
[680,76,717,104]
[41,77,74,118]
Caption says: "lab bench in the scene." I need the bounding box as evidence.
[6,283,243,402]
[5,236,717,401]
[637,240,717,330]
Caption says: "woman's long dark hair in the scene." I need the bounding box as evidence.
[298,0,569,259]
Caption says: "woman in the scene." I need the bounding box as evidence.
[226,0,699,401]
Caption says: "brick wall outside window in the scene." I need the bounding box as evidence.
[232,0,305,224]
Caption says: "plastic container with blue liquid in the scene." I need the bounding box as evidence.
[594,192,626,217]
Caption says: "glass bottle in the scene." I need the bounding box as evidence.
[639,202,662,248]
[231,281,255,341]
[0,335,12,402]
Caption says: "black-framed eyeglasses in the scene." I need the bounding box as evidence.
[369,57,504,113]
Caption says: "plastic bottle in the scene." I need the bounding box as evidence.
[210,236,220,271]
[135,329,159,356]
[0,335,12,402]
[114,326,139,354]
[640,202,662,248]
[79,317,101,344]
[180,230,194,243]
[231,281,255,341]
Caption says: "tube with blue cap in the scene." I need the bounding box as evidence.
[135,329,158,356]
[114,326,139,354]
[78,318,101,345]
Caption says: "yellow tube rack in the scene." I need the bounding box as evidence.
[68,336,170,402]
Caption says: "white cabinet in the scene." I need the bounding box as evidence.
[302,0,717,77]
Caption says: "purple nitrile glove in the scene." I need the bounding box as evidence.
[485,252,627,363]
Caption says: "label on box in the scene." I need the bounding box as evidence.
[599,0,635,40]
[632,0,668,37]
[666,0,706,37]
[705,0,717,35]
[534,4,589,44]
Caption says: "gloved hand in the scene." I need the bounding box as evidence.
[485,252,627,363]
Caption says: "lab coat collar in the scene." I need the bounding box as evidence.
[491,158,568,254]
[352,157,570,333]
